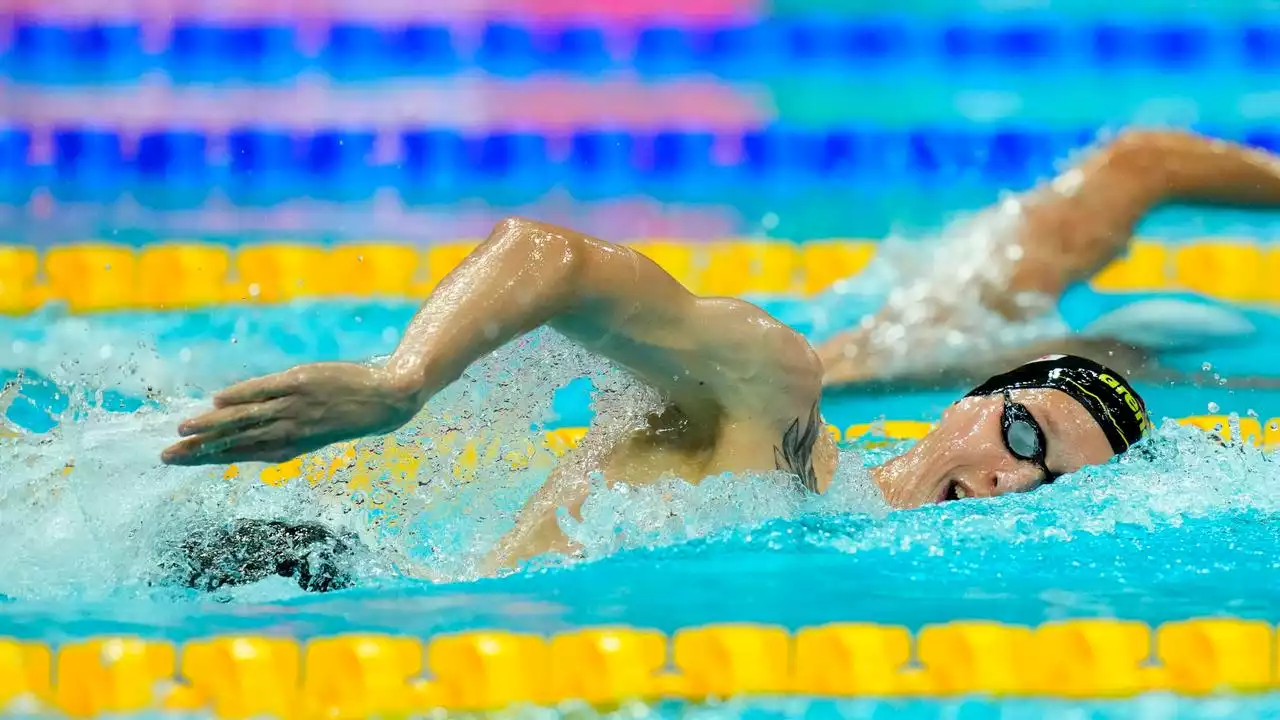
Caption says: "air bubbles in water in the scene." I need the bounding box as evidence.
[1203,362,1213,372]
[1208,402,1220,413]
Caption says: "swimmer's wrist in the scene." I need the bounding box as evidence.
[382,361,431,406]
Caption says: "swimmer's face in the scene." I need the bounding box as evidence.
[872,388,1116,509]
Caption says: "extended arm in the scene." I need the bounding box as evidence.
[819,129,1280,387]
[1009,129,1280,297]
[162,218,817,466]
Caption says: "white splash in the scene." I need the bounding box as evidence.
[804,194,1073,379]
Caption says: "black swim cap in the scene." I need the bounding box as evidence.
[965,354,1151,455]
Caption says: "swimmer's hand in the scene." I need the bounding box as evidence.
[160,363,420,466]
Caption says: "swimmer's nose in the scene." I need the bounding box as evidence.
[954,468,1000,499]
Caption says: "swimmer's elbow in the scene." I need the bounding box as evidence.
[1095,129,1179,180]
[487,216,588,289]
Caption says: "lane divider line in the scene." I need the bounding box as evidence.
[0,618,1274,716]
[1,238,1277,314]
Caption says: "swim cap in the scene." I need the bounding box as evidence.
[965,354,1151,454]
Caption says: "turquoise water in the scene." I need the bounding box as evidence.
[2,298,1279,613]
[3,288,1280,715]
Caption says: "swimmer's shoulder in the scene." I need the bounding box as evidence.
[695,297,824,418]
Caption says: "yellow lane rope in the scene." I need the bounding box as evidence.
[0,618,1273,716]
[0,238,1276,314]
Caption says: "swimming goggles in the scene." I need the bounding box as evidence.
[1000,391,1059,485]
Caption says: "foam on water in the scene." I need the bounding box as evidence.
[4,321,879,599]
[4,308,1274,607]
[800,194,1070,362]
[1,309,1273,605]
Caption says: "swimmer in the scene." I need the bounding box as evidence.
[815,129,1280,390]
[159,139,1169,582]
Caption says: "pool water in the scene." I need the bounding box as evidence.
[0,201,1279,716]
[3,283,1280,715]
[10,2,1280,715]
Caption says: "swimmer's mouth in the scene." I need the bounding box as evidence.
[940,478,971,503]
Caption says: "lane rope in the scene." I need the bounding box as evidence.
[1,238,1277,314]
[0,618,1275,716]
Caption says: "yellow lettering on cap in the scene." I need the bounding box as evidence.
[1099,373,1146,428]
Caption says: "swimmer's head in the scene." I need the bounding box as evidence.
[871,354,1150,508]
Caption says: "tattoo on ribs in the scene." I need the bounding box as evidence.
[775,403,821,492]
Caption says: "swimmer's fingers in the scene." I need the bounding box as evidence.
[163,440,299,467]
[162,420,304,466]
[212,371,301,408]
[178,397,290,438]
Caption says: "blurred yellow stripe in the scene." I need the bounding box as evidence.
[6,238,1280,312]
[0,617,1274,715]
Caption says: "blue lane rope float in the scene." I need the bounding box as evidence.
[2,19,1270,84]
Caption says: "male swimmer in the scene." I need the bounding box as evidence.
[156,129,1217,589]
[815,129,1280,390]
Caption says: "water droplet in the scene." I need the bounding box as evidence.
[247,283,261,298]
[1248,409,1259,418]
[230,337,238,345]
[1208,402,1220,413]
[1202,362,1213,372]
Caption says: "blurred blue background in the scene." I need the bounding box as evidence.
[6,1,1280,245]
